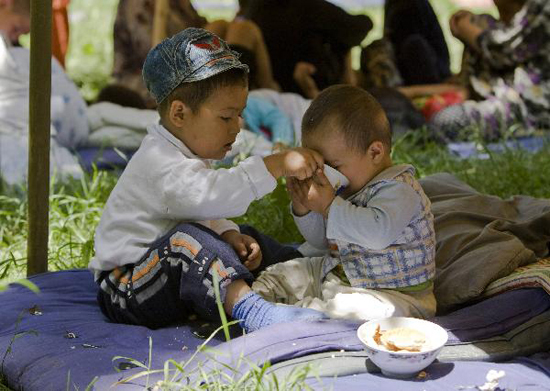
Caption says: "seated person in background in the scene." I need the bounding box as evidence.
[245,0,372,98]
[401,0,550,142]
[205,0,280,91]
[0,0,88,184]
[91,28,328,333]
[384,0,451,86]
[110,0,206,108]
[252,85,437,322]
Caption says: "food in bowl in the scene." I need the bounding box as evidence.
[373,325,427,352]
[357,317,448,378]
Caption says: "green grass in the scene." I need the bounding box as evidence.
[0,169,118,281]
[1,133,549,283]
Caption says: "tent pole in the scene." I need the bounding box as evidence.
[27,0,52,276]
[152,0,169,47]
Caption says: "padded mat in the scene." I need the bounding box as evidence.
[447,135,548,159]
[75,147,135,172]
[1,269,549,390]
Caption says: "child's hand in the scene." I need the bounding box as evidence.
[264,147,323,180]
[286,177,310,216]
[301,168,337,218]
[221,230,262,271]
[272,142,289,153]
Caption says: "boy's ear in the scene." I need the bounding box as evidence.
[168,99,190,126]
[368,141,386,163]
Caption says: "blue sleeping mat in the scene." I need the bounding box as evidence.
[447,134,548,159]
[75,147,135,172]
[1,270,549,390]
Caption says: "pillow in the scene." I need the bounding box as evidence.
[482,258,550,298]
[86,126,146,150]
[420,173,550,313]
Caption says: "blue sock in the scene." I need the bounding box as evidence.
[231,291,327,333]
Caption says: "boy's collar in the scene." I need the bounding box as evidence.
[148,122,203,160]
[367,164,415,185]
[347,164,415,199]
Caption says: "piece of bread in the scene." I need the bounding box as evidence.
[374,325,427,352]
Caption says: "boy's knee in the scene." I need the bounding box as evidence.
[171,223,235,258]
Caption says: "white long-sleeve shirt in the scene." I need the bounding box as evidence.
[89,123,277,273]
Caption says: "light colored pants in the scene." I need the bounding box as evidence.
[252,257,437,322]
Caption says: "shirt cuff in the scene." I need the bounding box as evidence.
[210,219,240,236]
[239,155,278,200]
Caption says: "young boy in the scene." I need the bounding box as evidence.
[89,28,327,333]
[252,85,437,321]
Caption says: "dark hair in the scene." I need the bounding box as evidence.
[302,84,391,151]
[158,67,248,115]
[238,0,250,15]
[97,84,147,109]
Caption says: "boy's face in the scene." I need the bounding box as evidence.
[176,84,248,160]
[303,123,383,196]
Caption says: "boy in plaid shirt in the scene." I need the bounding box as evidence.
[253,85,437,321]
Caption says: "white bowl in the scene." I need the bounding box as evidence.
[357,317,448,378]
[323,164,349,193]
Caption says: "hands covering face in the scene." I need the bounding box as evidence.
[287,168,336,218]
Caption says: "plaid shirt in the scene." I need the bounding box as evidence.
[322,165,436,289]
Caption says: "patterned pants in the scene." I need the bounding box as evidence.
[97,223,301,329]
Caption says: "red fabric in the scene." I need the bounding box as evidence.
[52,0,70,67]
[418,91,465,120]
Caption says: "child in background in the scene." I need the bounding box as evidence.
[253,85,437,321]
[242,95,295,151]
[89,28,327,333]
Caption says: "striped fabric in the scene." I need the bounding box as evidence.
[482,258,550,298]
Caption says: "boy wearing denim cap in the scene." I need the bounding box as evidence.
[89,28,327,332]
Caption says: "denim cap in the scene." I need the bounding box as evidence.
[142,27,249,104]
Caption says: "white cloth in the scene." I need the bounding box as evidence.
[86,101,159,132]
[84,101,274,156]
[84,102,159,150]
[0,131,83,185]
[0,34,87,184]
[252,256,436,321]
[89,123,278,272]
